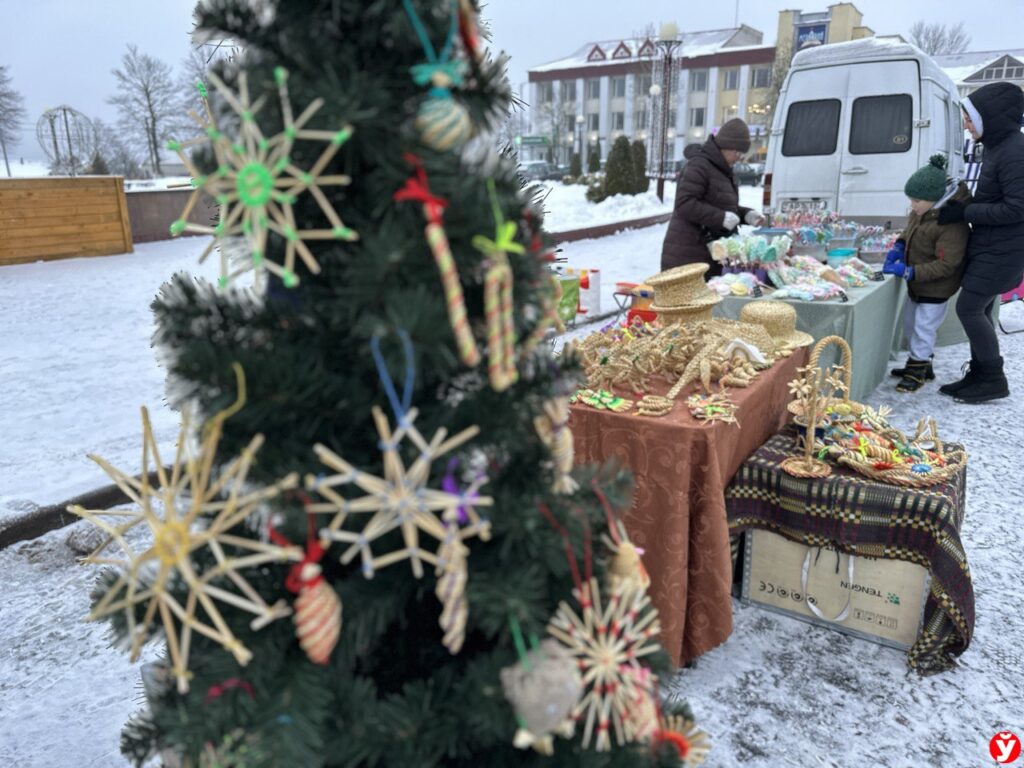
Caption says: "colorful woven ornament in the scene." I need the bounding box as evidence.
[473,179,524,391]
[533,397,578,495]
[167,68,357,288]
[403,0,472,152]
[571,388,633,412]
[395,154,480,366]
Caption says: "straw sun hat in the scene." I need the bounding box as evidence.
[739,301,814,352]
[647,263,721,321]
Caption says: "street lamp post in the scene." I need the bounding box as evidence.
[575,114,585,172]
[652,21,681,202]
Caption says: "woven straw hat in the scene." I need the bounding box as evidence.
[646,264,719,308]
[651,297,718,325]
[739,301,814,351]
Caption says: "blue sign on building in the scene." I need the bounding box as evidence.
[796,23,828,49]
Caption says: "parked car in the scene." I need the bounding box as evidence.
[520,160,555,182]
[763,38,964,225]
[732,162,763,186]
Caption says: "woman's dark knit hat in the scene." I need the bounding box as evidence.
[715,118,751,152]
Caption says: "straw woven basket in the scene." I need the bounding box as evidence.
[787,335,868,422]
[646,264,718,307]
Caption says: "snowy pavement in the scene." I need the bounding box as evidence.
[534,178,677,233]
[4,208,1023,767]
[0,239,219,523]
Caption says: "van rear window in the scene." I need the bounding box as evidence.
[849,95,913,154]
[782,99,841,156]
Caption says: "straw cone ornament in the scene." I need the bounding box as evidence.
[534,397,579,495]
[68,396,301,693]
[547,579,662,751]
[167,68,358,288]
[292,563,342,665]
[305,406,492,580]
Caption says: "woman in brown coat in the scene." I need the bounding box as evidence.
[660,118,764,274]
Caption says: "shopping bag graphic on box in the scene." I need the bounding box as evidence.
[564,267,601,315]
[556,275,580,325]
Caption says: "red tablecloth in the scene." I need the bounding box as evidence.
[570,349,807,666]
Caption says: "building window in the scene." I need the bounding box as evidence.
[537,82,553,103]
[635,109,648,132]
[721,105,739,125]
[587,113,600,132]
[983,67,1000,80]
[611,76,626,98]
[690,70,708,92]
[723,69,739,91]
[689,107,705,128]
[562,80,577,102]
[636,74,652,96]
[1007,64,1024,78]
[587,78,601,99]
[611,111,625,131]
[751,67,771,89]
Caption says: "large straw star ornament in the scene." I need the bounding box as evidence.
[69,403,302,693]
[168,67,358,288]
[305,406,492,580]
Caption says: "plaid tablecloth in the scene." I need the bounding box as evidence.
[725,428,973,675]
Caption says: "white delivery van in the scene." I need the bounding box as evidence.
[763,38,964,226]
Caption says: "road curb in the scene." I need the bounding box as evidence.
[0,471,164,551]
[549,212,671,243]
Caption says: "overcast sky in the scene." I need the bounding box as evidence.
[1,0,1020,163]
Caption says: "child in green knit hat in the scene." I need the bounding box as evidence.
[883,154,972,392]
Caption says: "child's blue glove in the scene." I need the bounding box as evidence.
[882,260,914,280]
[883,240,905,270]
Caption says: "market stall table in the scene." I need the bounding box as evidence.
[726,428,973,674]
[714,278,981,402]
[570,348,807,667]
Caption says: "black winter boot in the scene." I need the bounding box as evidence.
[896,360,931,392]
[891,358,934,380]
[939,358,979,397]
[954,357,1009,404]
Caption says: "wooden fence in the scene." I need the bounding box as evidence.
[0,177,134,265]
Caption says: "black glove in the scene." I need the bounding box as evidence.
[937,200,967,225]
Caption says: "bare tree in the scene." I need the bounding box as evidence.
[108,45,180,177]
[908,21,971,55]
[0,65,28,177]
[91,117,145,178]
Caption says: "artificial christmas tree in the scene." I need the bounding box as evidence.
[71,1,702,765]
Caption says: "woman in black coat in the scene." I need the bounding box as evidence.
[660,118,764,274]
[937,81,1024,403]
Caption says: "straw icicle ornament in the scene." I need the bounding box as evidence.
[395,154,480,367]
[534,397,578,495]
[435,523,469,653]
[473,180,524,391]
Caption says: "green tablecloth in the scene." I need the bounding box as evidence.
[715,278,987,402]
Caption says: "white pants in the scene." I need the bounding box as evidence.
[902,297,948,360]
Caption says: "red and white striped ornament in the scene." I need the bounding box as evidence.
[292,562,341,665]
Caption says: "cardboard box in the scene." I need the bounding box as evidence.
[741,529,930,650]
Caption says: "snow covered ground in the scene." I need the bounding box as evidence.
[0,239,220,522]
[533,179,677,233]
[4,208,1021,767]
[3,159,51,178]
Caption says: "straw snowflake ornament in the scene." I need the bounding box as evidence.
[69,374,301,693]
[305,406,491,580]
[167,67,357,288]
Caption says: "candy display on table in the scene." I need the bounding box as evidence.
[708,272,764,297]
[709,233,792,284]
